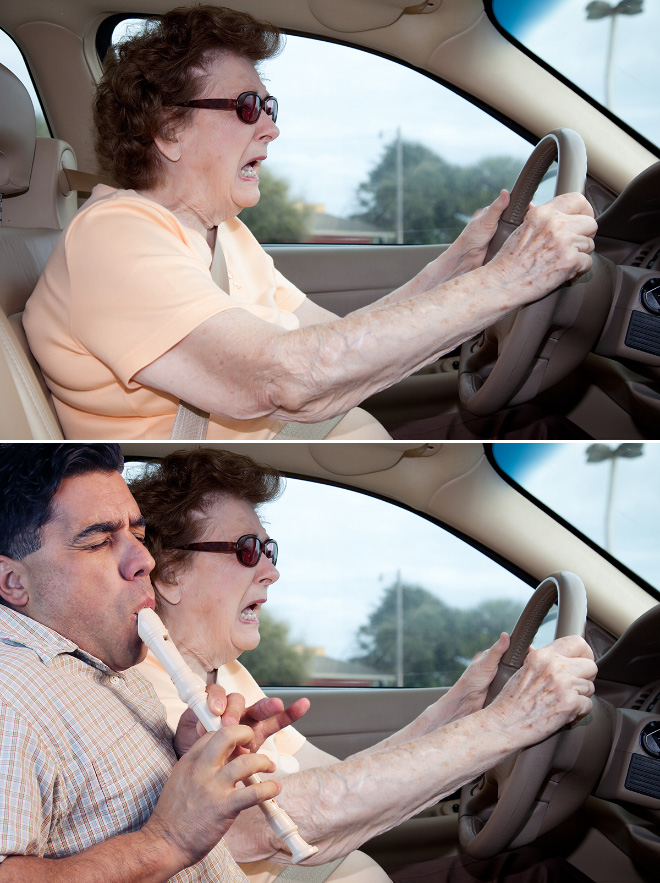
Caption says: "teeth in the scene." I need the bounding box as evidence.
[241,164,258,179]
[240,607,259,622]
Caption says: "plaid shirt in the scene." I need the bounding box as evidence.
[0,606,247,882]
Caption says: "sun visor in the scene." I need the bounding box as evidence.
[308,0,439,33]
[308,442,439,475]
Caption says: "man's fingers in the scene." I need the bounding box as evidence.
[246,696,285,721]
[226,772,282,815]
[243,696,311,741]
[221,691,246,727]
[205,683,228,718]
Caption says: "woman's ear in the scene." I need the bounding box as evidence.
[154,129,182,163]
[154,566,182,605]
[0,557,30,608]
[153,116,183,163]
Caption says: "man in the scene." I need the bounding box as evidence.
[0,443,305,882]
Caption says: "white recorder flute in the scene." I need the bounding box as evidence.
[137,607,318,864]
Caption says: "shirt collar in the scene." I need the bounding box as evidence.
[0,605,117,673]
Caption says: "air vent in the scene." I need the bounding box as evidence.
[647,248,660,270]
[647,692,660,713]
[632,688,652,710]
[631,246,651,267]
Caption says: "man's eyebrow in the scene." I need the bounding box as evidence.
[72,516,147,543]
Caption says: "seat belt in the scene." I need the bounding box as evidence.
[61,168,115,194]
[278,858,344,881]
[273,417,343,439]
[169,233,345,441]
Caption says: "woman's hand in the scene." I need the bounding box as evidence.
[421,633,510,730]
[485,634,597,746]
[487,192,597,305]
[415,190,511,291]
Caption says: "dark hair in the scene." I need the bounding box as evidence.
[0,444,124,560]
[128,448,282,585]
[94,4,282,189]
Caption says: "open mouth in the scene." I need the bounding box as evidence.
[239,602,261,624]
[239,160,260,180]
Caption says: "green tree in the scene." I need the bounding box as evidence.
[353,139,523,245]
[240,608,313,686]
[240,166,313,243]
[352,581,524,688]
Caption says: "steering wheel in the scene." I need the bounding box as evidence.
[458,129,614,417]
[458,571,614,859]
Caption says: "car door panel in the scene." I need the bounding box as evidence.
[266,244,446,316]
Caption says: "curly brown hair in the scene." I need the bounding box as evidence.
[94,5,282,189]
[128,447,282,586]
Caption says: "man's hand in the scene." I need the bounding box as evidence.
[146,724,281,872]
[222,695,311,753]
[174,684,310,756]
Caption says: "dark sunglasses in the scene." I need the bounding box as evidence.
[172,92,278,125]
[176,535,278,568]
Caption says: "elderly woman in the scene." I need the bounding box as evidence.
[129,448,597,883]
[23,5,597,441]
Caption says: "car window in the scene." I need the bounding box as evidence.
[0,29,49,136]
[492,442,660,595]
[106,20,548,245]
[124,461,553,689]
[489,0,660,155]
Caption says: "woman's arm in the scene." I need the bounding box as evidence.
[291,193,512,329]
[223,636,596,865]
[134,193,596,425]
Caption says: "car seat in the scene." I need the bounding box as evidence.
[0,62,80,439]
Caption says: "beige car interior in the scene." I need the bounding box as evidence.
[122,441,660,880]
[0,62,71,440]
[0,0,659,439]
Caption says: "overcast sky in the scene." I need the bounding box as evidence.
[3,3,656,217]
[255,442,660,660]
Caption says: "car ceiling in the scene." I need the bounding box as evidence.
[0,0,656,193]
[122,441,658,639]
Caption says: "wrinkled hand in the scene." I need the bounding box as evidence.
[486,635,597,748]
[174,684,310,757]
[488,192,597,307]
[443,632,511,721]
[453,189,512,270]
[147,724,281,871]
[422,190,511,286]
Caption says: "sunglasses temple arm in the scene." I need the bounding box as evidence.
[137,608,318,864]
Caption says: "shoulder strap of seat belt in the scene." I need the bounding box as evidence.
[170,238,229,440]
[170,233,345,441]
[273,416,343,439]
[277,857,345,881]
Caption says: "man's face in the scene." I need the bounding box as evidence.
[18,470,155,671]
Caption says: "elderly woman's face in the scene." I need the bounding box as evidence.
[155,494,279,671]
[166,52,279,226]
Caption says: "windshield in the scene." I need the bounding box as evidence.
[492,442,660,592]
[489,0,660,152]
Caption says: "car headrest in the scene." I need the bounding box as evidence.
[0,63,37,197]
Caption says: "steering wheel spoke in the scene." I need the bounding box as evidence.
[458,129,613,417]
[458,572,613,859]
